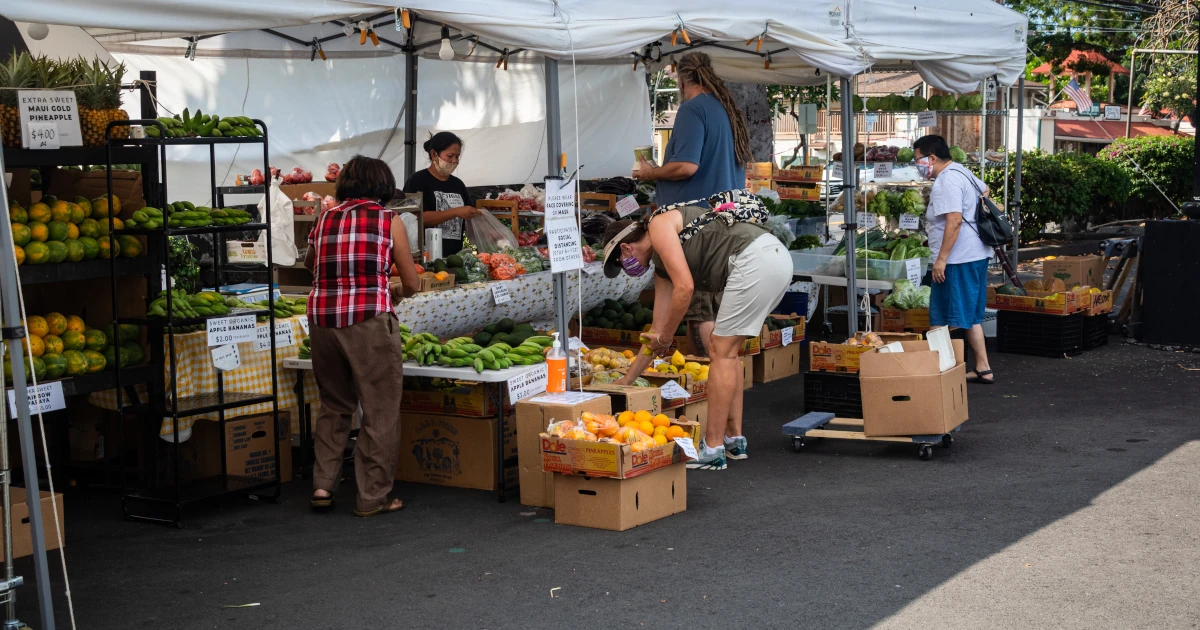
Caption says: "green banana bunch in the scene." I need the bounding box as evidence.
[405,329,550,372]
[146,289,202,319]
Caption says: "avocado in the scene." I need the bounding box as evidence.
[490,333,509,346]
[451,267,468,283]
[582,317,594,327]
[589,306,605,318]
[432,259,449,273]
[473,331,492,346]
[508,330,531,345]
[604,299,621,312]
[595,318,614,329]
[620,313,635,329]
[633,310,648,327]
[498,318,515,334]
[445,254,464,268]
[513,323,535,334]
[483,323,500,335]
[602,309,619,320]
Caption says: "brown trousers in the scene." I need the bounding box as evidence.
[309,311,405,512]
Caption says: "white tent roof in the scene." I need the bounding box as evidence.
[3,0,1028,91]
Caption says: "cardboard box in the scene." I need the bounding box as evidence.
[541,432,687,480]
[877,332,925,344]
[746,178,773,194]
[1042,255,1107,289]
[416,272,455,292]
[809,339,880,374]
[553,462,687,531]
[759,314,806,350]
[753,344,801,383]
[581,384,660,415]
[747,162,774,178]
[987,285,1092,315]
[1087,289,1114,316]
[395,412,517,491]
[678,399,709,440]
[776,183,821,201]
[640,372,693,410]
[773,164,823,182]
[859,339,968,437]
[192,412,292,483]
[880,308,931,333]
[401,376,509,418]
[578,326,645,349]
[1,488,64,559]
[687,356,752,390]
[226,240,269,265]
[280,182,337,200]
[514,392,612,508]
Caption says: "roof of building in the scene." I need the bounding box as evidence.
[1054,120,1179,142]
[856,71,924,97]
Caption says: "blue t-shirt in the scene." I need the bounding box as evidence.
[656,93,745,207]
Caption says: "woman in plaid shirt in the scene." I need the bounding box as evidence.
[305,156,420,517]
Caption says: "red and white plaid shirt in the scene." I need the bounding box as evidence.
[307,199,394,328]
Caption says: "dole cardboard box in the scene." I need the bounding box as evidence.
[1042,255,1107,289]
[859,339,968,437]
[881,308,931,333]
[987,285,1092,315]
[1087,289,1114,316]
[753,343,801,383]
[401,376,508,418]
[395,412,517,491]
[809,340,875,374]
[515,391,612,508]
[541,432,686,480]
[554,462,687,531]
[639,372,693,410]
[759,314,806,350]
[582,383,660,415]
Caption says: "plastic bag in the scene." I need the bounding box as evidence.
[258,177,297,266]
[765,214,796,248]
[756,189,781,205]
[466,211,518,252]
[546,420,576,437]
[885,278,917,309]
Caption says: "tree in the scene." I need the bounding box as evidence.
[1141,68,1196,131]
[1136,0,1198,125]
[765,84,839,166]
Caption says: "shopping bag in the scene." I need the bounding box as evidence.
[465,210,518,252]
[258,177,298,267]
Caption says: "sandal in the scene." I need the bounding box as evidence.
[353,498,404,518]
[967,370,995,384]
[310,492,335,509]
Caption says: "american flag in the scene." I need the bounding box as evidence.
[1064,78,1093,112]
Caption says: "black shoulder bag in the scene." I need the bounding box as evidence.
[951,167,1014,247]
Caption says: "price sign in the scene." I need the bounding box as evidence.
[211,344,241,372]
[529,391,605,405]
[899,213,921,230]
[18,90,82,148]
[659,379,691,400]
[490,282,512,305]
[781,327,794,347]
[27,123,58,150]
[206,315,257,347]
[673,437,698,460]
[873,162,893,179]
[295,315,309,335]
[543,178,576,220]
[831,162,844,180]
[546,217,584,273]
[507,362,548,402]
[7,381,65,416]
[905,258,923,284]
[616,195,641,218]
[256,320,296,352]
[917,111,937,128]
[858,212,878,228]
[582,261,603,275]
[985,78,997,103]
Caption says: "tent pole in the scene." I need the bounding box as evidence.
[1014,77,1024,264]
[545,57,570,385]
[840,76,858,337]
[0,150,56,630]
[403,47,418,181]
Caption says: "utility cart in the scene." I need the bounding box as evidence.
[783,411,959,461]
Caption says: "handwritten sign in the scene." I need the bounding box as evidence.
[906,258,923,284]
[858,212,878,228]
[659,379,691,400]
[917,111,937,128]
[7,381,65,416]
[546,217,584,273]
[18,90,82,148]
[529,391,605,405]
[295,315,309,335]
[1104,105,1122,121]
[616,195,641,218]
[255,320,296,352]
[507,362,548,402]
[831,162,843,180]
[211,344,241,372]
[543,178,576,220]
[673,437,698,460]
[873,162,893,179]
[206,315,257,347]
[781,327,794,347]
[490,282,512,305]
[900,213,921,230]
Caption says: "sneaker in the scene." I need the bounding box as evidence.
[686,443,727,470]
[724,436,748,460]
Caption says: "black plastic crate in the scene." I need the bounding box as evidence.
[996,310,1084,358]
[1082,314,1110,350]
[803,371,862,419]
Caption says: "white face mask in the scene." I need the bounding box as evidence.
[916,157,934,180]
[432,154,457,177]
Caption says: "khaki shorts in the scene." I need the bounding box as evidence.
[714,234,792,338]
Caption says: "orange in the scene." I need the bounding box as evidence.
[617,410,634,426]
[631,441,648,453]
[45,312,67,336]
[634,410,652,424]
[26,316,48,338]
[666,425,686,439]
[653,434,668,446]
[638,420,655,436]
[653,426,668,437]
[64,315,85,334]
[651,414,670,427]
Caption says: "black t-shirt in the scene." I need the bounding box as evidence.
[402,169,472,256]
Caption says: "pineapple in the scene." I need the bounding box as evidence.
[75,58,113,146]
[105,61,129,140]
[0,53,36,148]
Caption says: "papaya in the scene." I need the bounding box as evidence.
[13,245,23,265]
[49,200,71,223]
[46,241,68,263]
[67,202,86,224]
[42,335,64,355]
[90,195,120,218]
[27,221,47,242]
[24,241,49,265]
[9,203,27,224]
[116,235,142,258]
[62,350,88,376]
[121,341,145,365]
[46,220,69,242]
[78,237,99,260]
[66,222,79,239]
[26,316,48,338]
[26,202,51,224]
[10,223,30,247]
[72,196,92,217]
[83,328,107,351]
[119,324,140,343]
[41,353,66,379]
[97,236,112,260]
[45,312,67,336]
[82,350,106,373]
[64,239,85,262]
[78,218,100,239]
[23,334,43,358]
[61,330,86,352]
[64,315,85,333]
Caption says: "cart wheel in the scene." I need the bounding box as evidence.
[918,445,934,460]
[941,434,953,449]
[792,437,806,452]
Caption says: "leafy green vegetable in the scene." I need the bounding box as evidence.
[790,234,823,250]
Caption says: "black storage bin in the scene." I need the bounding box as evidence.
[996,310,1083,358]
[803,371,863,419]
[1082,314,1110,350]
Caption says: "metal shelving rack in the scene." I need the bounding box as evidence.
[106,120,282,526]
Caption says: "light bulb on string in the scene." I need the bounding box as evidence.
[26,23,49,41]
[438,26,455,61]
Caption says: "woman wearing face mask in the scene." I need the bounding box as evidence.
[912,134,995,384]
[601,190,792,470]
[402,131,484,256]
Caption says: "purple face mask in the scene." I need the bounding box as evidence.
[621,254,650,277]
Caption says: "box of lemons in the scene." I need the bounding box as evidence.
[44,312,67,336]
[41,353,67,379]
[64,239,86,263]
[27,221,48,243]
[26,202,51,224]
[45,241,68,264]
[61,350,89,376]
[10,223,30,247]
[60,330,86,352]
[90,195,119,219]
[9,201,27,224]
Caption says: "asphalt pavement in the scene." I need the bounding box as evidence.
[10,339,1200,629]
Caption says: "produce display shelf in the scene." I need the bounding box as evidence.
[118,136,266,146]
[216,185,265,195]
[488,210,544,218]
[829,109,1009,117]
[165,223,268,236]
[799,273,896,291]
[18,256,158,286]
[3,145,157,168]
[129,312,263,328]
[123,474,277,507]
[772,178,822,184]
[165,392,276,417]
[5,363,155,398]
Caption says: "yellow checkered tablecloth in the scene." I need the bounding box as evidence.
[89,315,318,437]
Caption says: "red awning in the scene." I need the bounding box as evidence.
[1055,120,1176,141]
